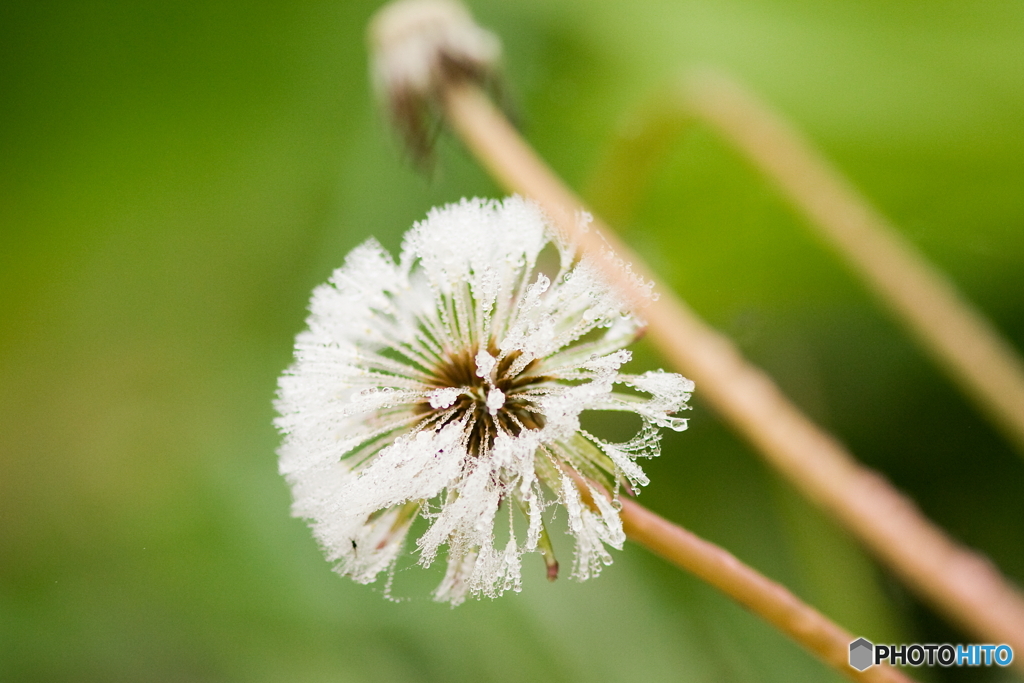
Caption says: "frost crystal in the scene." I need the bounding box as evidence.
[275,196,693,605]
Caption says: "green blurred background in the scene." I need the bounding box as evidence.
[2,1,1023,681]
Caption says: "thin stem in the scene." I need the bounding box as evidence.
[567,472,913,682]
[593,68,1024,458]
[620,499,910,682]
[442,80,1024,661]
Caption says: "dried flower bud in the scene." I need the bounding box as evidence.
[368,0,503,164]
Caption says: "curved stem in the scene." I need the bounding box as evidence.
[590,69,1024,459]
[619,496,910,683]
[566,469,914,682]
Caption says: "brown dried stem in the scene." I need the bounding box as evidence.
[441,80,1024,664]
[565,472,913,682]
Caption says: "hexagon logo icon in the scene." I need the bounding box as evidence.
[849,638,874,671]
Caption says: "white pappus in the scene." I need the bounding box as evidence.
[275,196,693,605]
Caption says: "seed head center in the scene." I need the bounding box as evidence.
[423,344,547,453]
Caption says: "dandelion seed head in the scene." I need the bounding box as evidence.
[275,196,693,605]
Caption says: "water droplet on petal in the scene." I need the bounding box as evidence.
[486,387,505,416]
